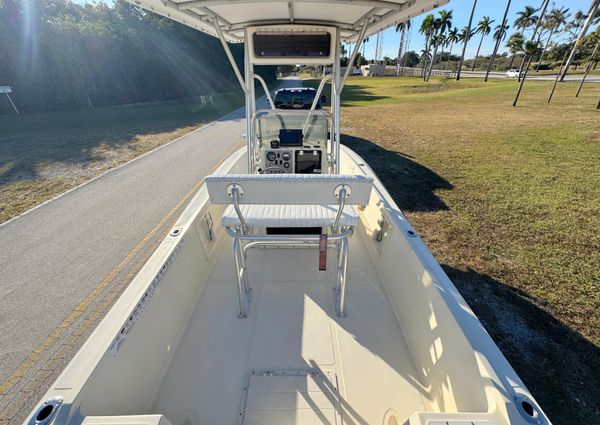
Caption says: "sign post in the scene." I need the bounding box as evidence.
[0,86,19,115]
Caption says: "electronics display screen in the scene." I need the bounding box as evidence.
[295,150,322,174]
[279,129,303,147]
[253,33,331,57]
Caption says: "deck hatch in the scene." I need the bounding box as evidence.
[238,370,341,425]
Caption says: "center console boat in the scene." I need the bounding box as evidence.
[25,1,551,425]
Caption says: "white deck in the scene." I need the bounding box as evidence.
[152,232,426,425]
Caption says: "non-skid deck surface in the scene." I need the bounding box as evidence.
[152,235,426,425]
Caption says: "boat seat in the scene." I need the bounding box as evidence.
[205,173,373,318]
[221,204,360,228]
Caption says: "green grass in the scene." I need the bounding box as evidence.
[0,94,243,223]
[308,76,600,424]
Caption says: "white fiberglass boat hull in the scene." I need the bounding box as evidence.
[25,147,549,425]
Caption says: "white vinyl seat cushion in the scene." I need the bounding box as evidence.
[221,204,359,228]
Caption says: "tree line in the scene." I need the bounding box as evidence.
[0,0,276,114]
[355,1,599,81]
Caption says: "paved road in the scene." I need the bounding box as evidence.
[0,78,300,422]
[459,71,600,82]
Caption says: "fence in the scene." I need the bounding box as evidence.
[394,67,456,78]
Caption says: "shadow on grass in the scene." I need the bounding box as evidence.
[0,95,242,183]
[341,133,451,212]
[305,80,389,107]
[443,265,600,425]
[339,83,389,106]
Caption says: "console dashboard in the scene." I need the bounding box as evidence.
[261,147,323,174]
[256,109,329,174]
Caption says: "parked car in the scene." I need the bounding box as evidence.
[272,87,326,109]
[505,69,524,78]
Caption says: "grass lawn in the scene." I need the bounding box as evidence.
[0,94,243,223]
[307,76,599,424]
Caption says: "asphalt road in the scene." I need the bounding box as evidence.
[0,78,301,421]
[459,71,600,82]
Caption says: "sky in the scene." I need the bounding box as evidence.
[73,0,592,60]
[360,0,586,60]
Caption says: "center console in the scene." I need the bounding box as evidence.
[257,110,329,174]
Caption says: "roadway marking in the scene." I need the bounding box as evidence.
[0,141,242,397]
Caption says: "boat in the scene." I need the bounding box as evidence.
[25,1,551,425]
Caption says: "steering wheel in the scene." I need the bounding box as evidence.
[260,165,287,174]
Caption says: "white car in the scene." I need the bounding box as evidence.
[505,69,523,78]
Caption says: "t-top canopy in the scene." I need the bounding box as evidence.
[127,0,449,42]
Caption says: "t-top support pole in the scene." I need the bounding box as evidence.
[244,30,256,173]
[338,17,370,94]
[333,29,342,173]
[213,19,247,94]
[213,20,255,173]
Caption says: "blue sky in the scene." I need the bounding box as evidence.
[362,0,584,60]
[73,0,589,60]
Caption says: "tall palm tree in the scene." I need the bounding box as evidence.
[485,0,512,82]
[536,7,569,71]
[457,0,478,80]
[436,34,447,67]
[458,27,476,45]
[561,0,599,81]
[438,9,454,35]
[434,10,453,70]
[426,31,443,80]
[445,27,459,69]
[395,20,412,75]
[513,40,540,106]
[419,14,436,77]
[514,6,539,35]
[493,23,510,42]
[472,16,494,70]
[506,32,524,69]
[425,18,442,79]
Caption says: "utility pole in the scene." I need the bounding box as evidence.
[457,0,477,81]
[485,0,512,82]
[559,0,599,81]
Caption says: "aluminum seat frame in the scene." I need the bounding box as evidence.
[207,176,371,318]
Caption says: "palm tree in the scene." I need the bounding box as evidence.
[458,27,475,45]
[420,49,432,69]
[471,16,494,70]
[485,0,512,82]
[506,32,524,69]
[426,32,443,80]
[419,14,436,77]
[434,10,453,68]
[493,23,510,42]
[457,0,478,80]
[514,6,539,35]
[395,20,412,75]
[560,0,599,81]
[423,10,454,79]
[513,40,540,106]
[437,9,454,35]
[436,34,447,67]
[536,7,569,71]
[445,27,459,69]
